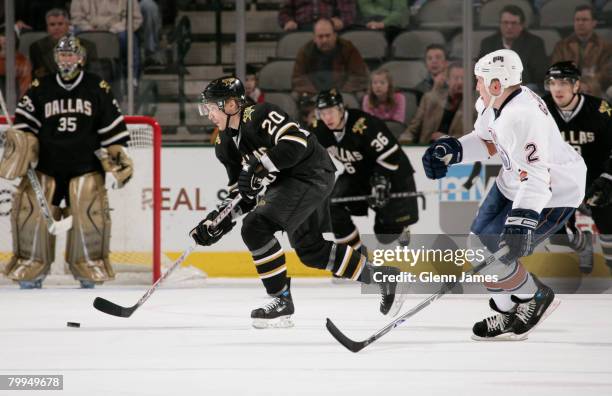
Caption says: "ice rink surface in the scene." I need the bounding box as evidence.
[1,279,611,396]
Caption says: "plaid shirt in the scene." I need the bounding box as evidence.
[278,0,356,29]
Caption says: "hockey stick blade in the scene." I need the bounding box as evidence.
[326,318,369,353]
[92,195,242,318]
[326,248,508,352]
[93,297,137,318]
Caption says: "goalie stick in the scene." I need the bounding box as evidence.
[0,89,73,235]
[326,246,509,353]
[93,194,243,318]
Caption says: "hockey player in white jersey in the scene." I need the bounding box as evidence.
[422,49,587,340]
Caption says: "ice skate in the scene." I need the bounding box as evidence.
[371,265,405,316]
[471,298,518,341]
[251,288,295,329]
[511,276,560,338]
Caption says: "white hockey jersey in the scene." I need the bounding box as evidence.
[459,87,586,213]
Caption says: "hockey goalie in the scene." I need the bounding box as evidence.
[0,35,133,289]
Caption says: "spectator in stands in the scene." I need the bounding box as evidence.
[292,18,369,96]
[479,5,546,90]
[356,0,408,42]
[245,65,265,104]
[279,0,356,32]
[13,0,67,33]
[0,30,31,96]
[30,9,99,79]
[399,61,465,144]
[140,0,164,67]
[413,44,448,104]
[361,68,405,123]
[70,0,143,84]
[551,5,612,92]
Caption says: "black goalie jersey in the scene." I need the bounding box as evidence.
[215,102,335,187]
[14,71,130,177]
[543,94,612,186]
[311,109,414,190]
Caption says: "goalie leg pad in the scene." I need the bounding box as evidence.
[6,173,56,282]
[0,128,39,180]
[65,172,115,283]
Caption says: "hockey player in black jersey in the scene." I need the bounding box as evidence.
[0,35,133,289]
[190,76,404,328]
[542,62,612,274]
[310,89,418,252]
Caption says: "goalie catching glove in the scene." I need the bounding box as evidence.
[190,209,236,247]
[95,145,134,189]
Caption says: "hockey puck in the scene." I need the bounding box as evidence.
[66,322,80,328]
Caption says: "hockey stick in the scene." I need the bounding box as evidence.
[326,246,509,353]
[0,89,73,235]
[462,161,482,190]
[330,189,451,204]
[93,195,243,318]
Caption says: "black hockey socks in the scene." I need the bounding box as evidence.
[335,228,363,251]
[250,238,288,296]
[328,244,367,281]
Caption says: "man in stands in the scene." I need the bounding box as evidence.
[479,5,546,91]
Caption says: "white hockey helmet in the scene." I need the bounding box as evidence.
[474,49,523,89]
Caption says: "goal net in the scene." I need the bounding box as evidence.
[0,116,189,286]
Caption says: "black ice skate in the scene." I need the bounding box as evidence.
[511,276,560,338]
[471,298,517,341]
[370,265,405,316]
[251,284,295,329]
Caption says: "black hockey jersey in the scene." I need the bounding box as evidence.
[543,94,612,186]
[311,109,414,190]
[14,71,129,177]
[215,102,335,187]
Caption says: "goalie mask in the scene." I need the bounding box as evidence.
[54,35,86,81]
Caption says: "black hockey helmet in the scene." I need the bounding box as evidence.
[545,61,581,83]
[199,76,246,116]
[54,34,86,80]
[315,88,344,110]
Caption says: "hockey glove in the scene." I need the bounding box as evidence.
[220,188,257,215]
[95,145,134,189]
[586,173,612,207]
[499,209,540,262]
[238,156,269,202]
[190,209,236,247]
[368,174,391,209]
[422,136,462,179]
